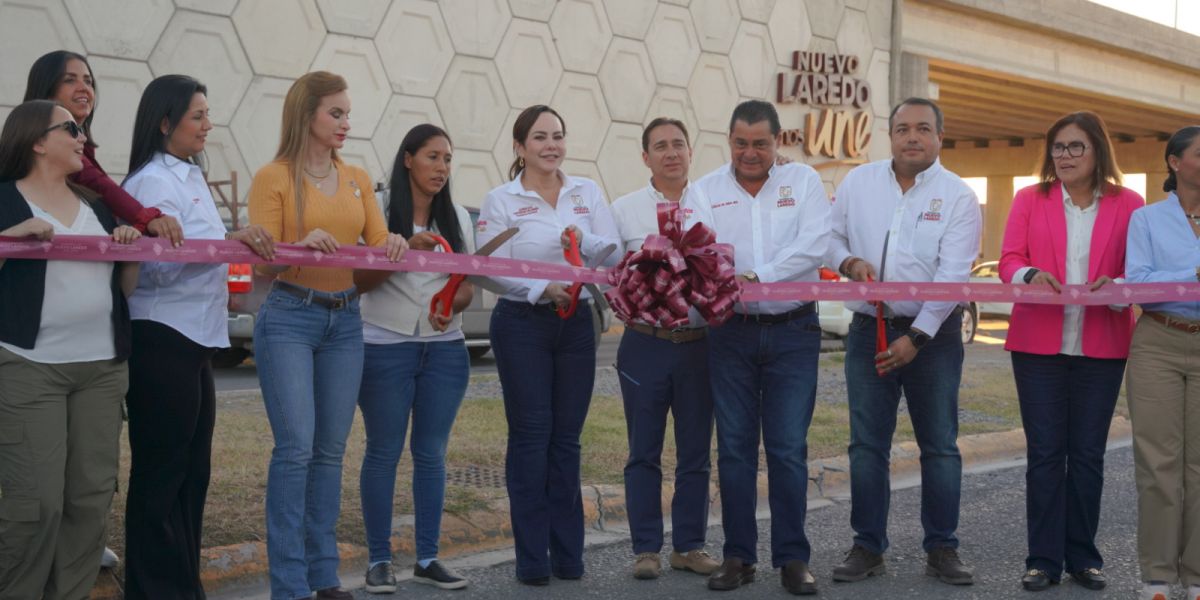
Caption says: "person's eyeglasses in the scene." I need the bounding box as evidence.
[44,120,84,138]
[1051,141,1088,158]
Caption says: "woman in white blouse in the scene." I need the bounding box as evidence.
[476,104,621,586]
[352,124,473,593]
[120,75,272,600]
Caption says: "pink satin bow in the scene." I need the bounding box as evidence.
[604,203,741,328]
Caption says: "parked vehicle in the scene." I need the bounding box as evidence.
[814,267,978,345]
[969,260,1012,318]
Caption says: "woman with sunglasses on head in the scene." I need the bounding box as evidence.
[476,104,620,586]
[999,111,1143,592]
[0,100,140,600]
[23,50,183,244]
[120,74,275,600]
[1125,125,1200,600]
[247,70,407,600]
[353,124,473,594]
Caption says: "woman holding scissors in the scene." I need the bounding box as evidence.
[476,104,621,585]
[353,124,473,593]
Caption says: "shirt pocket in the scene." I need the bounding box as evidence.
[769,202,803,248]
[906,217,946,264]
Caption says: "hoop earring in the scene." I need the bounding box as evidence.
[518,157,525,168]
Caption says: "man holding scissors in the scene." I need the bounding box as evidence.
[826,97,981,586]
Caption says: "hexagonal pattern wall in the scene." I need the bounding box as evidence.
[0,0,892,212]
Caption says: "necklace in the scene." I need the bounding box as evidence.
[1186,213,1200,226]
[304,164,333,180]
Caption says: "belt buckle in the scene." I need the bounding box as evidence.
[669,328,687,343]
[331,297,346,310]
[1189,322,1200,335]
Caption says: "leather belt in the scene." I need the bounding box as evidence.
[627,323,708,343]
[732,302,816,324]
[853,306,963,331]
[1146,311,1200,334]
[273,281,358,310]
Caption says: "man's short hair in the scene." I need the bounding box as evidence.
[888,97,944,134]
[728,99,781,136]
[642,117,691,152]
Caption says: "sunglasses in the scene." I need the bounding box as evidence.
[44,120,84,138]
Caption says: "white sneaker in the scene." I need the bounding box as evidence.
[100,547,120,569]
[1188,583,1200,600]
[1141,582,1170,600]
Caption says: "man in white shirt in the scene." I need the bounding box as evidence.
[692,100,828,596]
[825,98,981,586]
[609,118,719,581]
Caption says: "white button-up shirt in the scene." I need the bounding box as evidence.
[610,180,708,254]
[692,162,830,315]
[827,158,982,336]
[611,180,709,327]
[1012,184,1099,356]
[124,153,230,348]
[477,171,620,304]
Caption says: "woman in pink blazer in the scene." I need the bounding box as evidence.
[999,111,1144,593]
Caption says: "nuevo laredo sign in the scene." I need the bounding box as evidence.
[775,51,873,165]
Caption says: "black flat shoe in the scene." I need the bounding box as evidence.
[1021,569,1057,592]
[519,575,550,586]
[1070,568,1106,590]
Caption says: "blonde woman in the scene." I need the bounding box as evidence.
[247,71,406,600]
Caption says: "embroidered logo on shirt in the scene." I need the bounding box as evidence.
[921,198,943,222]
[571,194,583,206]
[514,206,539,217]
[573,206,590,215]
[711,200,739,210]
[779,186,792,199]
[929,198,943,212]
[476,219,488,232]
[777,186,795,207]
[192,197,201,204]
[777,198,796,208]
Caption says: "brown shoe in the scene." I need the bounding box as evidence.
[707,558,755,591]
[781,560,818,595]
[925,547,974,585]
[670,549,720,575]
[633,553,661,580]
[315,587,353,600]
[832,544,885,582]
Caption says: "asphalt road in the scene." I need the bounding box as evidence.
[215,443,1156,599]
[340,444,1149,600]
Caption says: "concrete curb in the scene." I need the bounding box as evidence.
[90,416,1133,599]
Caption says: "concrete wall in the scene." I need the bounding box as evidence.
[0,0,893,221]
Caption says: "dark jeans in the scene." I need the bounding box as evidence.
[1011,351,1125,578]
[617,328,713,555]
[125,320,217,600]
[490,299,596,580]
[708,312,821,567]
[846,311,964,554]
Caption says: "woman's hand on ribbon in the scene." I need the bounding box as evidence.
[299,228,339,254]
[875,334,919,374]
[147,214,184,247]
[2,217,54,240]
[383,233,408,262]
[228,225,276,261]
[112,225,141,244]
[1089,275,1115,291]
[1030,270,1062,293]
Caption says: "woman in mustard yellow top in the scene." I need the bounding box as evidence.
[247,71,406,600]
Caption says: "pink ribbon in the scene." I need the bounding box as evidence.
[1,235,1198,306]
[603,203,741,327]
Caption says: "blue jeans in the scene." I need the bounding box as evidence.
[617,328,713,555]
[358,339,469,564]
[1011,351,1125,578]
[490,299,595,581]
[708,312,821,567]
[845,311,964,555]
[255,285,363,600]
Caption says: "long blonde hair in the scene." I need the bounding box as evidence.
[276,71,347,234]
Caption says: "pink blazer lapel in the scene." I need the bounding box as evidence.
[1042,184,1067,278]
[1089,189,1118,281]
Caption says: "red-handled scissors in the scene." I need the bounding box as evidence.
[556,229,616,319]
[427,227,520,321]
[867,274,888,376]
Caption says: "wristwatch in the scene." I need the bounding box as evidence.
[741,271,759,283]
[905,328,931,350]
